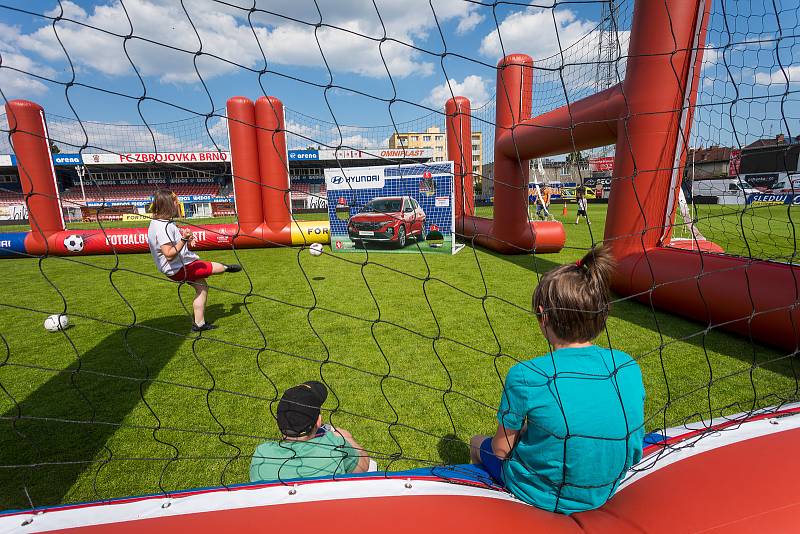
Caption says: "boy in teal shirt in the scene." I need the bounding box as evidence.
[250,381,371,482]
[470,246,645,514]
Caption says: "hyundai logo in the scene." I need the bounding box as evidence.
[331,176,344,185]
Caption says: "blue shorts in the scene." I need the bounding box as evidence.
[478,437,505,485]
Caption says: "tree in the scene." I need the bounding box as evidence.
[566,151,586,165]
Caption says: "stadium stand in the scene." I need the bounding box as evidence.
[62,182,221,202]
[0,191,24,206]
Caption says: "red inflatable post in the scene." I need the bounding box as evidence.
[660,3,712,248]
[458,55,566,253]
[5,100,64,245]
[603,0,800,352]
[494,85,623,161]
[226,97,263,232]
[492,54,533,245]
[604,1,707,258]
[254,96,291,236]
[445,96,474,223]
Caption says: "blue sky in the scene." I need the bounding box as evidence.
[0,0,797,152]
[0,1,612,124]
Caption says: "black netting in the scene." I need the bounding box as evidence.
[0,0,797,519]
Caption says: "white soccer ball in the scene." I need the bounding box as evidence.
[309,243,324,257]
[63,234,84,253]
[44,314,69,332]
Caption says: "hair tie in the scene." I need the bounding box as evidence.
[575,259,583,267]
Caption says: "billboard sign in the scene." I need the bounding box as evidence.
[746,193,800,205]
[0,204,27,220]
[288,150,319,161]
[325,162,456,254]
[743,173,780,190]
[728,149,741,176]
[84,195,233,207]
[317,148,433,161]
[325,166,386,190]
[53,154,83,165]
[83,152,230,165]
[589,157,614,172]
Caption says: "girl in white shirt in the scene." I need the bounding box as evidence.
[575,188,590,225]
[147,190,241,332]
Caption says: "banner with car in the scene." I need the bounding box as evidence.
[325,162,455,254]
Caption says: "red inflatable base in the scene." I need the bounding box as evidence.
[614,247,800,352]
[457,216,566,254]
[18,220,330,257]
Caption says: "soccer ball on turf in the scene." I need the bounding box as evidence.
[44,314,69,332]
[427,229,444,248]
[63,234,84,253]
[309,243,324,257]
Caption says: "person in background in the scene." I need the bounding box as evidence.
[575,187,590,225]
[147,189,241,332]
[535,187,552,220]
[469,245,645,514]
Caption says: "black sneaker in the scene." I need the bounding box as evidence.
[192,322,218,332]
[225,264,242,273]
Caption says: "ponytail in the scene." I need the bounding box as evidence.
[575,244,614,290]
[533,244,616,342]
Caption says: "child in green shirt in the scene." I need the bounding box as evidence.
[250,381,371,482]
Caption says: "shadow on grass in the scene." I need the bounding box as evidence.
[437,433,470,465]
[464,242,798,380]
[0,304,237,511]
[611,299,800,381]
[461,242,562,277]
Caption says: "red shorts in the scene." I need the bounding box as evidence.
[169,260,213,282]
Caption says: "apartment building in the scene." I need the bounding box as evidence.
[388,127,483,186]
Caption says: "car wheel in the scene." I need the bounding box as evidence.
[417,226,427,241]
[396,225,406,248]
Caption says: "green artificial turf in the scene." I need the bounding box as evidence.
[0,203,797,510]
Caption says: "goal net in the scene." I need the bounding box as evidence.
[0,0,797,516]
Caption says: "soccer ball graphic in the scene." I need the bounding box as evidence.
[44,314,69,332]
[63,234,85,253]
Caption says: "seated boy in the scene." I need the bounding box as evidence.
[250,381,372,482]
[470,245,645,514]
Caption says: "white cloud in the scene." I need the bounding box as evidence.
[19,0,269,83]
[0,23,55,97]
[284,118,378,149]
[755,65,800,85]
[477,6,632,105]
[701,46,720,71]
[15,0,486,83]
[0,51,51,97]
[479,7,597,61]
[40,114,229,154]
[260,22,433,78]
[456,11,484,35]
[206,116,229,149]
[44,0,88,20]
[422,75,490,108]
